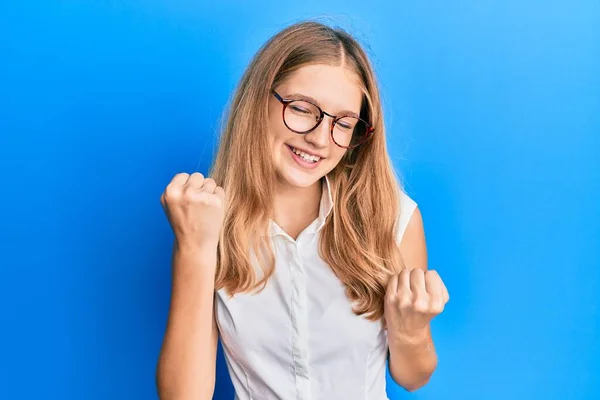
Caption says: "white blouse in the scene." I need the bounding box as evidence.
[215,175,418,400]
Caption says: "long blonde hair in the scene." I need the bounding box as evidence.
[210,20,407,321]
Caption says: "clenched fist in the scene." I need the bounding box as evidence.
[384,268,449,341]
[160,172,226,250]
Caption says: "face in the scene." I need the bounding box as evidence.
[268,64,364,189]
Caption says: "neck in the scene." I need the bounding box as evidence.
[272,177,323,235]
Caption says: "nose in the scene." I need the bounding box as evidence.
[304,115,332,149]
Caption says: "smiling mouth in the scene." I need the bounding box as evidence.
[287,145,323,163]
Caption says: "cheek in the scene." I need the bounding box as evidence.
[329,148,348,165]
[267,113,289,145]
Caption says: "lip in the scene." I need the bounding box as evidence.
[287,144,326,159]
[286,144,323,169]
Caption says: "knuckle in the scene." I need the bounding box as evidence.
[179,184,195,196]
[164,185,182,200]
[399,297,412,309]
[425,270,438,281]
[424,270,433,279]
[184,187,201,201]
[431,301,444,313]
[385,293,398,306]
[412,299,429,313]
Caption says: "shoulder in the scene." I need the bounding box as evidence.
[396,190,428,271]
[396,190,419,244]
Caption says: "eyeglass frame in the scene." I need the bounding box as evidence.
[271,89,374,149]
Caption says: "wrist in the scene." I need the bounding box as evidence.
[388,327,430,348]
[172,240,219,281]
[175,238,219,255]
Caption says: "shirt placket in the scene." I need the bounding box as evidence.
[288,241,311,400]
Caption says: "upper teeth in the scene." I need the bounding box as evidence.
[291,147,320,162]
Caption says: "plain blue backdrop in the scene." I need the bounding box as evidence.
[1,1,598,399]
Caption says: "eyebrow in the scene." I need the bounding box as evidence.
[284,92,360,118]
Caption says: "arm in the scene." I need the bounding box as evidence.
[155,242,219,400]
[387,207,439,391]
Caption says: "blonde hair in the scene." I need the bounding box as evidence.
[210,20,407,321]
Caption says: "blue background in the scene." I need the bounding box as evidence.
[1,1,598,399]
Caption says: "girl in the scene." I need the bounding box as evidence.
[156,20,449,400]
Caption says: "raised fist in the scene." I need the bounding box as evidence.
[160,172,226,250]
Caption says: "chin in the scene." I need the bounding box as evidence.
[276,167,323,188]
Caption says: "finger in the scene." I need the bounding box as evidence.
[186,172,205,189]
[201,177,217,193]
[442,282,450,303]
[386,273,399,296]
[410,268,426,295]
[170,172,190,188]
[437,273,447,303]
[165,173,189,199]
[214,186,225,201]
[425,270,442,297]
[398,268,412,295]
[426,272,445,310]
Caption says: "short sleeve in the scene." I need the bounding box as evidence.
[396,191,418,244]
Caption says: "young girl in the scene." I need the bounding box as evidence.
[156,20,449,400]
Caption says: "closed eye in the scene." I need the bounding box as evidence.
[290,105,311,114]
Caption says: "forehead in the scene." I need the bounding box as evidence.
[280,64,363,115]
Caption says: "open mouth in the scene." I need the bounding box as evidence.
[286,145,323,168]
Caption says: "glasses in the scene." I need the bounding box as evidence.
[271,89,374,149]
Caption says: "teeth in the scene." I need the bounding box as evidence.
[291,146,320,163]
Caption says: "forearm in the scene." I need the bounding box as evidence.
[388,326,438,392]
[156,243,218,400]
